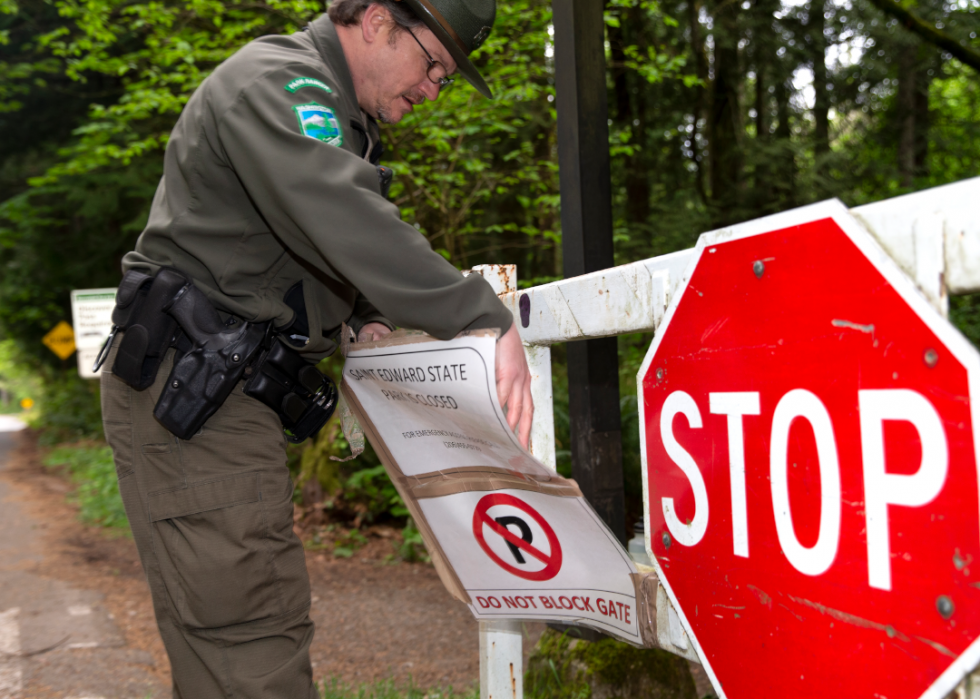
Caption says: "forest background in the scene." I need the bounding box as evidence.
[0,0,978,532]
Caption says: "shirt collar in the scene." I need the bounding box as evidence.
[309,15,361,122]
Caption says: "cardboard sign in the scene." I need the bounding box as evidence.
[342,331,645,644]
[70,288,116,378]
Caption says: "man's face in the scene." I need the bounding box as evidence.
[366,23,457,124]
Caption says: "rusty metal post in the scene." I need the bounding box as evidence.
[552,0,626,543]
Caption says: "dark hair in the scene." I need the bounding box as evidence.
[327,0,424,37]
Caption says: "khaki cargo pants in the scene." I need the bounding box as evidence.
[101,340,318,699]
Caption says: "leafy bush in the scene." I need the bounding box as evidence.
[33,373,104,445]
[42,444,129,532]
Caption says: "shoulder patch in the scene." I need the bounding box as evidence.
[292,102,343,146]
[284,77,332,94]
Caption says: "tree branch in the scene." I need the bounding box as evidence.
[865,0,980,72]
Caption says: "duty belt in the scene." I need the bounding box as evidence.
[95,268,337,443]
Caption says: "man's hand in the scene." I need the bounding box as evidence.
[357,322,392,343]
[496,323,534,448]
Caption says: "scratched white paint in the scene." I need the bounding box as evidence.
[655,584,697,662]
[524,345,555,471]
[479,620,522,699]
[497,257,680,346]
[853,176,980,307]
[0,608,22,699]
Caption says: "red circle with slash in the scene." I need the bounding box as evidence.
[472,493,563,581]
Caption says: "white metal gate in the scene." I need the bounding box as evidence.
[469,176,980,699]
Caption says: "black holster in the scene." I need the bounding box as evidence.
[243,338,337,444]
[153,281,269,440]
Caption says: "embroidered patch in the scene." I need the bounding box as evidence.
[292,103,343,146]
[284,77,333,94]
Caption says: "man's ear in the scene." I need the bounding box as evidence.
[360,3,390,44]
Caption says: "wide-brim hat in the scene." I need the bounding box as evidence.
[397,0,496,98]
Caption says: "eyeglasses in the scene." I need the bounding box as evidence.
[406,29,454,89]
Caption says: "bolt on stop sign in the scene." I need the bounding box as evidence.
[638,201,980,699]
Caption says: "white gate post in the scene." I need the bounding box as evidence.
[479,619,523,699]
[467,264,533,699]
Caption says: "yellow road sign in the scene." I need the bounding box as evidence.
[42,320,76,360]
[19,398,33,410]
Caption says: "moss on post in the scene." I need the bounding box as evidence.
[526,628,699,699]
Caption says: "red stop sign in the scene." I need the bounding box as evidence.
[639,203,980,699]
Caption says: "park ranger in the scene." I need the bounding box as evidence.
[99,0,533,696]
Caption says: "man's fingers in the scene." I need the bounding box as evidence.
[505,377,522,432]
[497,377,513,418]
[517,381,533,448]
[357,322,392,343]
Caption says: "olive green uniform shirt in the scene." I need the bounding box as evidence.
[124,15,512,357]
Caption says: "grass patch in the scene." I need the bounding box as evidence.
[319,677,477,699]
[42,444,129,533]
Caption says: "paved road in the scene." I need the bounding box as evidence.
[0,416,166,699]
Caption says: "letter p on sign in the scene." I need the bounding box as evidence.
[860,389,949,591]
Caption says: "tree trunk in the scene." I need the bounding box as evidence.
[897,47,916,187]
[708,0,742,227]
[608,5,650,226]
[773,59,796,208]
[689,0,708,204]
[914,48,933,179]
[809,0,830,170]
[751,0,779,215]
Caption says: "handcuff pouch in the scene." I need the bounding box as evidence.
[111,268,187,390]
[243,338,337,443]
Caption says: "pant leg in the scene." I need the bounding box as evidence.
[101,339,318,699]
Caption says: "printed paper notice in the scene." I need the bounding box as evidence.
[343,333,549,478]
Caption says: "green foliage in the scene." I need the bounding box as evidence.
[397,517,429,563]
[383,0,560,271]
[29,0,322,183]
[526,628,697,699]
[32,372,104,443]
[951,294,980,348]
[0,339,41,412]
[319,677,477,699]
[0,339,102,438]
[342,464,409,522]
[42,444,129,531]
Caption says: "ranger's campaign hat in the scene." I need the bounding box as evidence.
[398,0,496,98]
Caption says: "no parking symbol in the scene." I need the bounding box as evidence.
[471,493,563,581]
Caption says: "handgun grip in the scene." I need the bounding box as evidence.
[164,283,238,349]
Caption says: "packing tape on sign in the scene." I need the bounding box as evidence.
[396,467,582,500]
[631,569,662,649]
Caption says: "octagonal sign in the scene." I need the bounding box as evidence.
[638,200,980,699]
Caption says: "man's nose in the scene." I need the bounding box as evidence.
[419,81,441,102]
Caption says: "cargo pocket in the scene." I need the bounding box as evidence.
[149,471,308,630]
[140,441,185,493]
